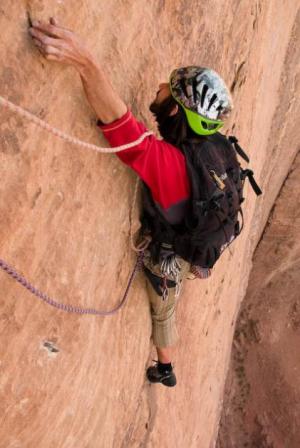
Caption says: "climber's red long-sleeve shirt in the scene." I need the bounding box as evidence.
[98,108,191,224]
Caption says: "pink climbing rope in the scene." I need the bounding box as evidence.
[0,95,152,315]
[0,96,154,153]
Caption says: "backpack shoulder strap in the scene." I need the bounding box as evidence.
[228,135,250,163]
[241,169,262,196]
[179,139,212,201]
[228,135,262,196]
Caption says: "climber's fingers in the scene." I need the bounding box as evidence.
[43,45,62,61]
[48,17,71,31]
[29,18,91,69]
[31,37,62,61]
[29,27,64,49]
[49,17,72,32]
[30,19,70,39]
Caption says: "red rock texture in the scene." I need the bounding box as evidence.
[217,151,300,448]
[0,1,299,447]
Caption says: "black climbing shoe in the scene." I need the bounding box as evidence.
[146,362,177,387]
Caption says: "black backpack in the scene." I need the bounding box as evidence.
[142,133,262,269]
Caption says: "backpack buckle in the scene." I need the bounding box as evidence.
[209,169,226,190]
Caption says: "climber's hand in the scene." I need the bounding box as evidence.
[29,17,93,71]
[29,17,127,123]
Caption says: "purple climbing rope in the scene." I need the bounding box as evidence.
[0,252,144,316]
[0,95,151,316]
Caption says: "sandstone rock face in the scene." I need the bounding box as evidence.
[0,1,299,447]
[217,151,300,448]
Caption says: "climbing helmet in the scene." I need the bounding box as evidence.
[169,66,233,135]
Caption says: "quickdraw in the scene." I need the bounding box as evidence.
[160,254,182,300]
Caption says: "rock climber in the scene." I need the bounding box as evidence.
[29,18,234,388]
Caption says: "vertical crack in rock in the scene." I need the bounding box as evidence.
[230,61,246,93]
[140,383,158,447]
[255,149,299,252]
[120,350,158,447]
[120,379,158,448]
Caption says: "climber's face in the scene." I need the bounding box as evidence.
[149,82,178,119]
[155,83,171,105]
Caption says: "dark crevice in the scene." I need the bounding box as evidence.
[230,61,246,93]
[43,340,59,353]
[254,150,299,253]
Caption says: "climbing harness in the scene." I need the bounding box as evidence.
[0,95,153,315]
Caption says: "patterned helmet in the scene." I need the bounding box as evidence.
[169,66,233,136]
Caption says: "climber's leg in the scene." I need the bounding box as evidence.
[156,345,172,363]
[143,255,190,386]
[146,280,179,349]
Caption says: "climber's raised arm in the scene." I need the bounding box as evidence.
[29,18,127,124]
[28,18,191,223]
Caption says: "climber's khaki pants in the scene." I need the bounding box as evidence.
[143,253,190,348]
